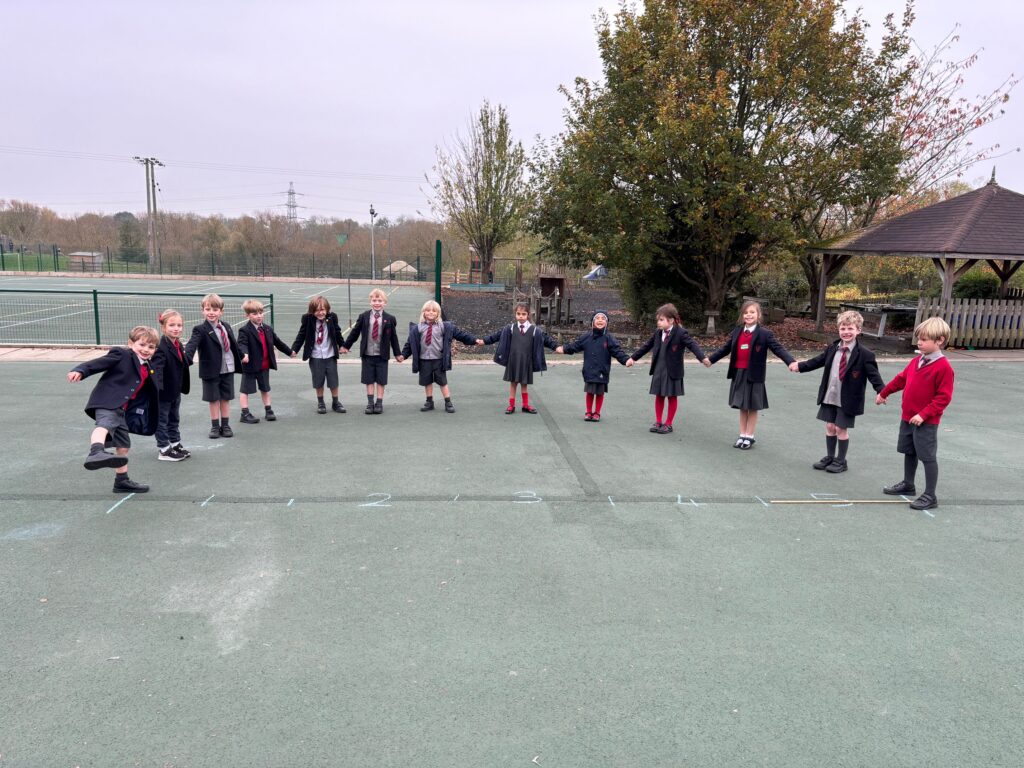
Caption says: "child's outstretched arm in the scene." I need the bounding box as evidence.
[341,319,362,352]
[290,319,306,355]
[865,355,885,392]
[765,330,796,366]
[67,349,121,382]
[183,325,204,361]
[630,332,656,362]
[481,328,503,345]
[272,329,293,357]
[706,335,733,365]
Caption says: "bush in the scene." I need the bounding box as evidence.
[953,271,1000,299]
[826,283,862,302]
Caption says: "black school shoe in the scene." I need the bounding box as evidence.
[813,456,834,470]
[220,425,234,438]
[883,480,916,496]
[373,402,383,414]
[909,493,938,510]
[444,401,455,413]
[332,402,346,414]
[825,459,848,473]
[113,475,149,493]
[84,447,128,471]
[365,403,375,415]
[421,400,435,412]
[655,424,673,434]
[240,411,260,424]
[649,422,663,433]
[521,406,538,414]
[209,426,221,439]
[264,409,277,422]
[317,402,328,414]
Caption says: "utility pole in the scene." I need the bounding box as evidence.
[369,204,377,280]
[133,156,163,267]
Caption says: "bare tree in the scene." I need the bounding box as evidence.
[429,101,531,283]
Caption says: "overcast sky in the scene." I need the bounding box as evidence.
[2,0,1020,223]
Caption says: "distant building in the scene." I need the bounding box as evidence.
[68,251,105,271]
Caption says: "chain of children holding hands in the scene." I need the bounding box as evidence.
[67,293,954,510]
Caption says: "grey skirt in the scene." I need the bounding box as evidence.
[585,381,608,395]
[728,368,768,410]
[649,362,683,397]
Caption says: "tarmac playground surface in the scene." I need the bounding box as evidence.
[1,275,1023,766]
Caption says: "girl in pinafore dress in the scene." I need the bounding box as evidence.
[707,300,796,450]
[630,303,710,434]
[482,302,559,414]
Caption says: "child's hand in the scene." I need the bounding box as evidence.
[290,351,297,358]
[555,346,564,354]
[241,354,249,364]
[875,394,887,405]
[702,358,712,368]
[625,358,635,368]
[67,371,82,383]
[788,361,799,372]
[909,414,924,426]
[396,355,405,363]
[339,347,349,355]
[475,339,484,346]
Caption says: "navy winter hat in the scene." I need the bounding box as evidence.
[592,309,609,322]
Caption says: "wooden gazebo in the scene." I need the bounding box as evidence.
[812,177,1024,329]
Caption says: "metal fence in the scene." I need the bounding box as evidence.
[0,290,273,346]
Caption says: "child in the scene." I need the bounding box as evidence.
[401,300,483,413]
[557,309,635,422]
[236,299,295,424]
[184,293,242,439]
[151,309,192,461]
[629,303,709,433]
[341,288,403,414]
[707,299,795,449]
[482,302,559,414]
[875,317,954,511]
[67,325,160,493]
[789,310,884,473]
[292,296,346,414]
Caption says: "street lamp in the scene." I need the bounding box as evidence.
[369,204,377,280]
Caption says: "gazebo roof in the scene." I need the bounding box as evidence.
[819,180,1024,260]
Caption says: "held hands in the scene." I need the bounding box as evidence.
[396,355,405,363]
[788,361,800,372]
[625,358,635,368]
[339,347,349,355]
[702,358,712,368]
[555,346,564,354]
[67,371,82,383]
[290,351,297,358]
[475,339,485,346]
[875,394,887,405]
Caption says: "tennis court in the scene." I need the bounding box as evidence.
[2,273,1023,766]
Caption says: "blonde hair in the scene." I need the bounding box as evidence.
[129,325,159,345]
[419,300,442,324]
[737,300,763,325]
[242,298,265,315]
[368,288,388,302]
[157,308,182,329]
[201,293,224,310]
[916,316,951,342]
[836,310,863,329]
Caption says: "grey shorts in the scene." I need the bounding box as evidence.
[202,372,235,402]
[817,403,856,429]
[95,407,131,449]
[361,355,388,386]
[897,420,938,461]
[309,356,339,390]
[418,358,447,387]
[240,370,271,394]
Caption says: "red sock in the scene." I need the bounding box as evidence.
[509,397,515,408]
[665,396,678,426]
[594,394,604,414]
[585,393,594,412]
[654,395,665,423]
[522,392,530,408]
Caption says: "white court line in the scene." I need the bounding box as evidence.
[106,493,135,514]
[340,285,402,335]
[303,285,340,299]
[0,307,92,329]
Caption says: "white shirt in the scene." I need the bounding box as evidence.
[516,321,533,334]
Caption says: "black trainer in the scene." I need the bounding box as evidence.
[209,426,221,439]
[317,402,327,414]
[264,409,277,422]
[84,447,128,471]
[813,456,834,470]
[421,400,435,412]
[825,459,848,473]
[883,480,916,495]
[909,493,938,510]
[332,402,346,413]
[240,411,260,424]
[113,476,149,493]
[444,401,455,413]
[365,403,374,415]
[373,402,383,414]
[220,425,234,438]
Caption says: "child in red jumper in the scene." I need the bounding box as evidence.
[875,317,954,511]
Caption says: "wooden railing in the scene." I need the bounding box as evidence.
[916,297,1024,348]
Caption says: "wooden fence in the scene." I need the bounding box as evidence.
[916,297,1024,348]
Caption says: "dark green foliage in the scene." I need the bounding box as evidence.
[953,271,1000,299]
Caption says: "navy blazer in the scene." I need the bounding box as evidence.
[237,321,292,373]
[71,347,161,430]
[402,321,478,372]
[482,323,559,373]
[708,325,795,383]
[798,339,885,416]
[562,329,631,384]
[184,320,242,380]
[151,335,191,401]
[343,310,401,360]
[291,312,343,360]
[630,325,707,380]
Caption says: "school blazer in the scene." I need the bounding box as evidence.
[630,325,706,380]
[798,340,885,416]
[563,330,631,384]
[343,310,401,360]
[71,347,160,427]
[151,336,191,401]
[237,322,292,373]
[291,312,343,360]
[482,323,559,373]
[184,320,242,380]
[402,321,478,373]
[708,325,795,383]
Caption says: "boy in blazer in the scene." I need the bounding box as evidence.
[67,325,160,493]
[400,299,483,413]
[237,299,295,424]
[184,293,242,439]
[292,296,346,414]
[341,288,403,414]
[790,310,884,473]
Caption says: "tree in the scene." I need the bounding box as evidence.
[114,212,146,262]
[531,0,913,319]
[430,101,531,284]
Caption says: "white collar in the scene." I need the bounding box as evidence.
[743,324,757,333]
[517,320,532,330]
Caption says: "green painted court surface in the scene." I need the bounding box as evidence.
[2,276,1023,767]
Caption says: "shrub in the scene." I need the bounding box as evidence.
[953,271,1000,299]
